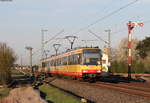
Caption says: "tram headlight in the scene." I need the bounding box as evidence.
[82,70,88,73]
[97,70,101,73]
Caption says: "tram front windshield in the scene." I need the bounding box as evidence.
[83,49,101,65]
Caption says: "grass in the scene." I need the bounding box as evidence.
[0,88,11,98]
[38,84,82,103]
[0,69,25,99]
[0,69,21,99]
[11,68,25,77]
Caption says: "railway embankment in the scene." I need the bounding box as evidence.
[2,69,150,103]
[0,69,83,103]
[48,78,150,103]
[0,84,83,103]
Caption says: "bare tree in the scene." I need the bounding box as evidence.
[0,43,17,85]
[111,38,140,73]
[116,38,139,62]
[142,52,150,73]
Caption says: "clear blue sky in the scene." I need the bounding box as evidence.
[0,0,150,65]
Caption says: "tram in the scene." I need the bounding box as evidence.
[39,47,108,80]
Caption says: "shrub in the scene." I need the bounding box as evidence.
[0,43,17,85]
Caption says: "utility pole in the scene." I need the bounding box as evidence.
[53,44,61,71]
[105,29,111,73]
[127,21,144,80]
[53,44,61,56]
[25,46,33,76]
[65,36,78,49]
[41,29,48,60]
[44,50,50,59]
[105,29,111,49]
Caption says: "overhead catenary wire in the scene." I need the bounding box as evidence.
[111,19,150,35]
[44,29,64,44]
[79,0,121,23]
[110,16,141,33]
[72,0,140,35]
[32,0,147,63]
[88,29,109,44]
[32,49,41,56]
[39,0,140,54]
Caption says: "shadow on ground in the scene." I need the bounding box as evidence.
[9,75,34,88]
[39,90,54,103]
[99,75,146,83]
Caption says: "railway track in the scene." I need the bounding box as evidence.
[95,82,150,98]
[97,81,150,91]
[46,77,150,98]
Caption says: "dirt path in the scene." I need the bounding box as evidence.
[0,86,47,103]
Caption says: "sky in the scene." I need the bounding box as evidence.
[0,0,150,65]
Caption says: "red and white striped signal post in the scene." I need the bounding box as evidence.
[127,21,144,80]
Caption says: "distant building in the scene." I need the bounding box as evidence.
[101,47,109,72]
[15,65,30,70]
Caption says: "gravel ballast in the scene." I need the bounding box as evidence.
[50,78,150,103]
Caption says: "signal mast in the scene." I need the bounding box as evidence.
[127,21,144,80]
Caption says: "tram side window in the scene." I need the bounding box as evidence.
[73,54,77,64]
[53,60,55,66]
[48,61,51,67]
[74,54,78,64]
[79,54,82,64]
[60,58,62,66]
[68,55,74,65]
[61,57,63,65]
[64,56,67,65]
[51,60,54,66]
[50,60,52,66]
[73,54,82,64]
[45,62,47,67]
[66,54,82,65]
[68,56,71,65]
[61,57,67,65]
[46,62,48,67]
[56,59,61,66]
[57,58,60,66]
[55,59,58,66]
[42,62,46,68]
[60,58,63,65]
[59,58,61,66]
[52,60,55,66]
[50,61,53,66]
[61,57,64,65]
[54,60,56,66]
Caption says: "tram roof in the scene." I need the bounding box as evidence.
[41,46,101,62]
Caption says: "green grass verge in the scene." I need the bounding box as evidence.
[38,84,82,103]
[11,69,25,77]
[0,88,11,98]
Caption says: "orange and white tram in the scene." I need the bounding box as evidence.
[39,47,108,79]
